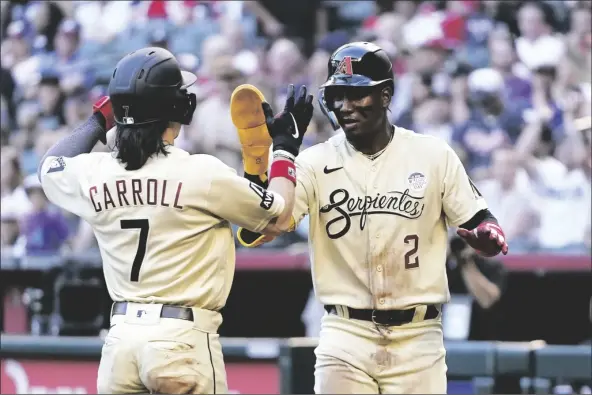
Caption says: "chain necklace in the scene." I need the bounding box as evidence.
[353,125,395,161]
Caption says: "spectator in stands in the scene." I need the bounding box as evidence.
[2,20,43,92]
[0,96,9,146]
[24,1,65,53]
[193,34,233,100]
[20,174,70,257]
[168,1,219,57]
[148,26,169,50]
[558,3,591,94]
[515,1,565,72]
[516,90,591,253]
[477,149,538,252]
[0,147,31,221]
[457,0,495,69]
[448,61,472,125]
[390,38,451,122]
[35,71,65,131]
[1,66,17,134]
[528,59,566,142]
[245,0,320,55]
[452,68,519,179]
[2,20,32,70]
[395,72,432,129]
[70,219,99,255]
[12,100,40,176]
[373,12,405,54]
[111,1,152,55]
[0,210,20,253]
[266,38,307,112]
[488,34,532,103]
[220,17,259,78]
[532,137,590,254]
[61,88,91,131]
[73,1,132,46]
[41,19,94,90]
[189,56,245,173]
[412,93,454,144]
[391,0,419,21]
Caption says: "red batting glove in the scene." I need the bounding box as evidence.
[456,222,509,257]
[93,96,115,132]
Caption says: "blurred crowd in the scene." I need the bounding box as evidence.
[1,0,591,259]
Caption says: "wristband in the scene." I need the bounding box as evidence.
[92,96,114,131]
[272,141,299,157]
[273,149,296,162]
[270,158,296,185]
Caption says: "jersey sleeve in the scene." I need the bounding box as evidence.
[205,159,286,233]
[39,154,99,219]
[289,156,316,231]
[441,144,488,227]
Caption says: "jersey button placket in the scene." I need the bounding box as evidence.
[368,165,384,307]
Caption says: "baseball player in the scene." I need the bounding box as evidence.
[37,47,313,394]
[236,42,509,394]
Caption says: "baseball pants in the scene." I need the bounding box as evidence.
[314,306,447,394]
[97,303,227,394]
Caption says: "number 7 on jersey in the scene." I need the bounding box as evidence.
[120,219,150,282]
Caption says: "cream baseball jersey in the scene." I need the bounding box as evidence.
[292,127,488,310]
[40,146,285,310]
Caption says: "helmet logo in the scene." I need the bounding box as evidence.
[336,56,353,76]
[122,105,134,125]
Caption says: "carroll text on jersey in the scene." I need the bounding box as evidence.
[89,179,184,212]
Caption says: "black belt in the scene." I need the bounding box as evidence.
[324,304,440,326]
[111,302,194,322]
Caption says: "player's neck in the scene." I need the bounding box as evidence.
[162,128,176,146]
[350,121,393,156]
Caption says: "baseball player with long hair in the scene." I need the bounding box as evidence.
[236,42,509,394]
[38,47,313,394]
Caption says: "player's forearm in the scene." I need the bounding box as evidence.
[264,177,295,235]
[461,262,501,309]
[515,120,543,158]
[37,113,106,180]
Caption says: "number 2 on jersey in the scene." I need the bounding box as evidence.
[120,219,150,282]
[404,234,419,269]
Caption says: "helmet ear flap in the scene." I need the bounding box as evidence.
[172,91,197,125]
[182,92,197,125]
[318,87,340,131]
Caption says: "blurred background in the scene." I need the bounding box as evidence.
[0,0,590,394]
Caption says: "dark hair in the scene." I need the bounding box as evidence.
[114,121,171,171]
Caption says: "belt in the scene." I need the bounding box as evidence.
[324,304,440,326]
[111,302,194,322]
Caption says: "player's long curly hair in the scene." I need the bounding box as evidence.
[114,121,171,171]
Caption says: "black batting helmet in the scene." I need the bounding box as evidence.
[108,47,197,127]
[319,42,394,130]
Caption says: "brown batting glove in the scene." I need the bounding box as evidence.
[457,222,509,257]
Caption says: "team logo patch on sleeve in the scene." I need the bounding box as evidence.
[249,182,274,210]
[46,157,66,173]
